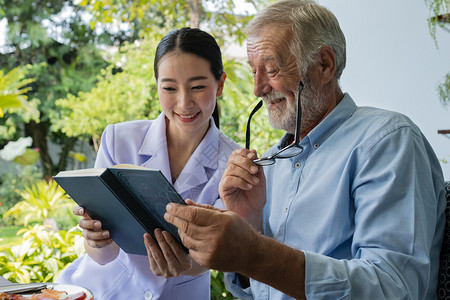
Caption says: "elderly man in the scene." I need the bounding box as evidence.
[164,0,446,299]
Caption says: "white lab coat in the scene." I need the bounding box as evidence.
[57,113,240,300]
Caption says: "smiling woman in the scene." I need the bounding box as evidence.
[55,27,241,300]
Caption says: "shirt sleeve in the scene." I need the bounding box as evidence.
[304,126,445,299]
[94,124,116,168]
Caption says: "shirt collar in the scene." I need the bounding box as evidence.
[306,93,357,148]
[276,93,357,150]
[137,112,220,193]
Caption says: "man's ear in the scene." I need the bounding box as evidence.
[216,72,227,97]
[317,46,336,84]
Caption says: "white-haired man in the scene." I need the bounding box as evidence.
[164,1,446,299]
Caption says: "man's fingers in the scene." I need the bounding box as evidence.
[228,150,260,175]
[165,203,216,227]
[220,173,257,193]
[222,152,261,189]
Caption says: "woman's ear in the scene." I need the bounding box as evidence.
[216,72,227,97]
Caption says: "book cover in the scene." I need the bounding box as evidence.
[53,165,188,255]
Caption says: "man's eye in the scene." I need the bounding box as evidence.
[163,87,176,91]
[192,85,205,90]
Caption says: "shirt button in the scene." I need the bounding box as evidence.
[284,207,289,212]
[313,143,319,149]
[144,291,153,300]
[295,162,301,168]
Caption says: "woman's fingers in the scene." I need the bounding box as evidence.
[144,230,192,277]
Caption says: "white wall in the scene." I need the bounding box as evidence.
[318,0,450,179]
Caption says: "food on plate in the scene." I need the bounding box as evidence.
[0,288,87,300]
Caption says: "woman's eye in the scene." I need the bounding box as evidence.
[162,87,176,91]
[266,70,277,76]
[192,85,206,90]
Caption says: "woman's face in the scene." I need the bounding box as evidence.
[157,52,225,139]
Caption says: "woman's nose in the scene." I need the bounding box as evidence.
[178,91,195,109]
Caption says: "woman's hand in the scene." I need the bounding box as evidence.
[74,205,119,265]
[144,230,198,278]
[75,205,113,248]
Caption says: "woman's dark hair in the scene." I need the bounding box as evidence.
[154,27,223,128]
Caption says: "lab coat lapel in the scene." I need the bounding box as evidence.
[137,113,172,182]
[172,119,220,195]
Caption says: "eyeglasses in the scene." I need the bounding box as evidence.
[245,81,304,166]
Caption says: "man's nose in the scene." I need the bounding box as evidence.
[253,73,272,97]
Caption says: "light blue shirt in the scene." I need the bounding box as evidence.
[57,112,240,300]
[225,94,446,300]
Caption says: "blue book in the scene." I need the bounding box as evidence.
[53,164,187,255]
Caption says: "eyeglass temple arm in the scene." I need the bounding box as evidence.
[245,100,263,149]
[293,82,304,145]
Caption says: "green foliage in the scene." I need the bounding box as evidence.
[0,164,42,224]
[0,66,36,118]
[0,224,84,284]
[211,270,236,299]
[77,0,259,45]
[221,58,283,151]
[0,0,132,176]
[424,0,449,107]
[0,226,22,245]
[53,36,161,146]
[438,72,450,107]
[3,180,77,229]
[425,0,450,45]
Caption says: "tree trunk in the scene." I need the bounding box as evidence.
[188,0,202,28]
[25,120,53,177]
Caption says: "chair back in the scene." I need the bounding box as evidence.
[437,181,450,299]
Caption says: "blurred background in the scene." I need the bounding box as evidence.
[0,0,448,298]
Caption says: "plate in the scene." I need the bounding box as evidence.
[50,283,93,299]
[1,283,93,299]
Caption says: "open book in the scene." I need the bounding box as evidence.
[53,164,187,255]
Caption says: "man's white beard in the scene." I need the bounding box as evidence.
[263,90,297,133]
[263,82,328,134]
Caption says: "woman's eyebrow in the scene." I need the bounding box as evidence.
[159,76,208,83]
[159,78,176,83]
[188,76,209,82]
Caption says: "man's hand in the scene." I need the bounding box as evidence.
[219,148,266,231]
[164,200,261,272]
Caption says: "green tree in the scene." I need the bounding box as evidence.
[0,67,35,118]
[77,0,260,43]
[52,36,161,150]
[0,0,138,176]
[54,0,282,153]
